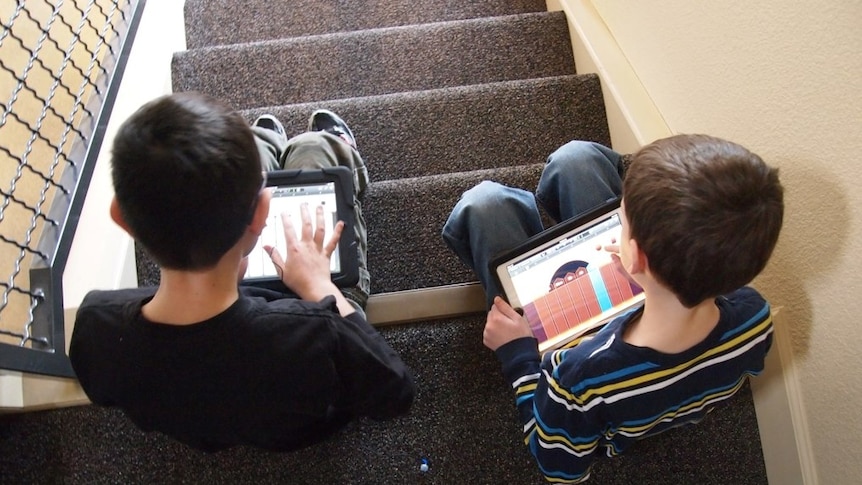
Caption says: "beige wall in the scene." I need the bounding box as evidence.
[565,1,861,483]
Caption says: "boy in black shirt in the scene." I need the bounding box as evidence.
[70,92,415,452]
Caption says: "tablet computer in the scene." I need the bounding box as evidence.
[490,199,644,353]
[242,167,359,290]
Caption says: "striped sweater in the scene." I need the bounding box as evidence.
[495,286,773,483]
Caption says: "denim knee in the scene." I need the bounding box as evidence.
[456,180,508,217]
[444,181,506,250]
[537,141,623,222]
[443,181,543,306]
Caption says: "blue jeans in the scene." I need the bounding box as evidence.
[442,141,625,308]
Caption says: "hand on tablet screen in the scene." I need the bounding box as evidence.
[265,203,344,299]
[595,236,618,255]
[597,237,631,281]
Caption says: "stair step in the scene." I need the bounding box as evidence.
[242,75,610,183]
[132,164,548,297]
[172,11,575,110]
[363,164,546,294]
[184,0,548,48]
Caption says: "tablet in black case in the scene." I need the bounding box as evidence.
[242,167,359,290]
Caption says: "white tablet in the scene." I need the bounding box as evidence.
[242,167,358,289]
[490,199,644,352]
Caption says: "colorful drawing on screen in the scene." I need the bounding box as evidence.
[524,261,643,342]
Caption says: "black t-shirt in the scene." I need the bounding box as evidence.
[70,286,415,452]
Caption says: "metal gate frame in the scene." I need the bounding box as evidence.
[0,0,146,377]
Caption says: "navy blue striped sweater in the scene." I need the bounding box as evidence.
[494,286,773,483]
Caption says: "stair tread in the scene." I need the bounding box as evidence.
[184,0,549,48]
[363,164,547,293]
[241,75,610,182]
[172,11,574,110]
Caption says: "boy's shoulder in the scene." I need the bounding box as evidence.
[551,286,772,387]
[716,286,768,312]
[74,287,347,343]
[714,286,773,339]
[75,286,336,326]
[548,314,634,382]
[75,287,157,328]
[79,287,156,307]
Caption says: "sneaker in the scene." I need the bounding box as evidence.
[308,109,357,149]
[252,114,285,136]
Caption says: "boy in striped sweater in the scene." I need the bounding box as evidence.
[442,134,784,483]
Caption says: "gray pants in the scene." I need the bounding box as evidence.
[252,125,370,314]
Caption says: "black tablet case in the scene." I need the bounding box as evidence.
[242,166,359,291]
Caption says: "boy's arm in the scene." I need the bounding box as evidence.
[331,311,416,419]
[69,305,111,405]
[494,336,603,483]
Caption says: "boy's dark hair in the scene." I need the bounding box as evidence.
[111,92,263,270]
[622,134,784,307]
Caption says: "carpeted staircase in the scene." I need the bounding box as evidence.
[0,1,768,483]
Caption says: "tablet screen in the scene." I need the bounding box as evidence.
[241,167,358,289]
[494,205,644,351]
[244,180,341,279]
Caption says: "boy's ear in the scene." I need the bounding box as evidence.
[626,237,648,275]
[109,197,134,236]
[248,189,271,235]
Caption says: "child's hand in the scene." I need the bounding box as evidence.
[484,296,533,351]
[264,203,344,301]
[596,237,618,257]
[597,237,635,282]
[603,242,623,268]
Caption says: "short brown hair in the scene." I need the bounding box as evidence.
[623,134,784,307]
[111,92,263,270]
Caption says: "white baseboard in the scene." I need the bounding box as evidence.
[750,311,818,485]
[0,308,89,411]
[366,283,486,325]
